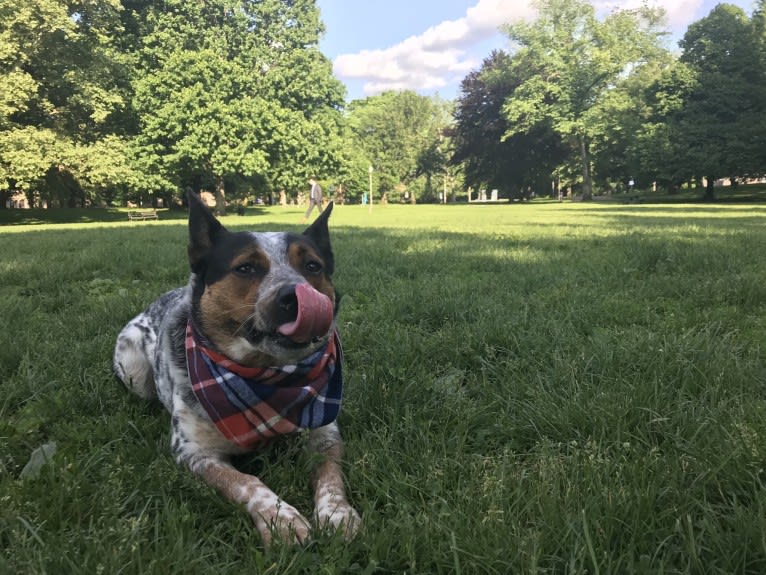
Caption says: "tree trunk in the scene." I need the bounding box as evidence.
[579,135,593,201]
[703,176,716,201]
[214,175,226,215]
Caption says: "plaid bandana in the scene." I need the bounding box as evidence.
[185,322,343,448]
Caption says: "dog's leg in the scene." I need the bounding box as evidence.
[171,405,311,545]
[113,316,157,400]
[194,457,311,546]
[308,422,361,538]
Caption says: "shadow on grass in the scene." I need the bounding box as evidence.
[578,207,766,233]
[0,206,270,226]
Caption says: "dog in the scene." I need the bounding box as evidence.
[113,191,360,545]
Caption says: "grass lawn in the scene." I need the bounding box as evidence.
[2,202,766,573]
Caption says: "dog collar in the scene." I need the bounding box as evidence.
[185,322,343,448]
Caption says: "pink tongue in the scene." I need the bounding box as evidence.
[277,283,334,343]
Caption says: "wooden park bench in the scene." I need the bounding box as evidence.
[128,209,159,221]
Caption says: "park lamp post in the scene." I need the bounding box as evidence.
[368,165,373,213]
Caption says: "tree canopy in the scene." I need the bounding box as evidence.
[2,0,766,208]
[449,0,766,200]
[0,0,345,211]
[500,0,667,199]
[673,3,766,198]
[129,0,345,213]
[0,0,133,207]
[452,50,567,198]
[346,91,451,203]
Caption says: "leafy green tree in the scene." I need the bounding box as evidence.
[673,3,766,199]
[586,53,676,192]
[629,60,699,192]
[452,50,567,199]
[501,0,667,199]
[129,0,345,213]
[331,131,374,204]
[0,0,131,207]
[347,91,447,203]
[754,1,766,173]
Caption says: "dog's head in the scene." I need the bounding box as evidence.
[186,191,337,366]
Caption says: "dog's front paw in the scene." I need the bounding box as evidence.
[248,499,311,546]
[315,503,361,540]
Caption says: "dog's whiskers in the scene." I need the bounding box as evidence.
[234,311,259,338]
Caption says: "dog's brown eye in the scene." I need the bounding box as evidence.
[305,261,323,274]
[233,263,257,276]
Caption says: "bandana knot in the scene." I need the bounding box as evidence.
[185,322,343,448]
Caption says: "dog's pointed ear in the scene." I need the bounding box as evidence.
[303,201,334,275]
[187,189,226,273]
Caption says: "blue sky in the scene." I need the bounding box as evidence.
[316,0,758,102]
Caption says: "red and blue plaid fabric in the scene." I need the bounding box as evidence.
[185,322,343,448]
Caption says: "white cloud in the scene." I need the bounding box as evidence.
[586,0,723,50]
[333,0,536,96]
[592,0,704,27]
[333,0,718,97]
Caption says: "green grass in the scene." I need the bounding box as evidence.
[596,182,766,204]
[2,202,766,573]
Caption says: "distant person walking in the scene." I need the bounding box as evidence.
[302,178,323,222]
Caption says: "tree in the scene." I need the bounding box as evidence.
[347,91,448,203]
[754,1,766,175]
[629,60,698,192]
[129,0,345,213]
[501,0,667,199]
[586,52,678,192]
[452,50,567,199]
[0,0,131,207]
[673,3,766,199]
[332,130,379,204]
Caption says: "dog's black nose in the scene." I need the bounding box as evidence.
[275,284,298,323]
